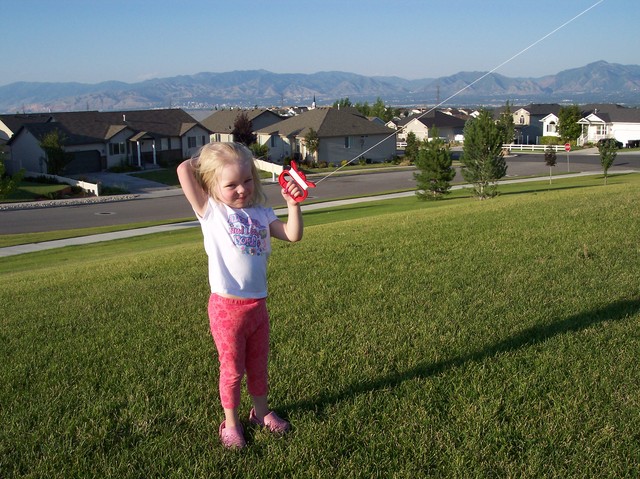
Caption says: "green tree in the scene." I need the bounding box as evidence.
[40,129,72,175]
[404,132,419,163]
[0,149,24,199]
[414,128,455,200]
[496,101,515,145]
[544,146,557,185]
[332,98,352,108]
[232,112,256,146]
[249,142,268,159]
[557,105,582,143]
[460,109,507,199]
[354,101,371,116]
[370,97,387,120]
[304,128,320,164]
[597,138,618,185]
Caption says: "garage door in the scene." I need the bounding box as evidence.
[65,150,102,174]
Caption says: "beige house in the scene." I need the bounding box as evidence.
[254,107,397,165]
[397,110,466,143]
[200,108,284,143]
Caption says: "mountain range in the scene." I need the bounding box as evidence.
[1,60,638,113]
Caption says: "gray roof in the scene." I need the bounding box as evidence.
[254,107,394,138]
[201,108,282,133]
[6,108,211,147]
[49,109,207,139]
[18,122,99,146]
[399,110,466,128]
[581,103,640,122]
[0,113,53,134]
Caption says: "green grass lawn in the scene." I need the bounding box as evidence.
[2,181,68,202]
[1,175,639,477]
[130,168,180,186]
[1,174,632,249]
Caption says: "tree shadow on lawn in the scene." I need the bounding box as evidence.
[283,298,640,416]
[497,184,592,197]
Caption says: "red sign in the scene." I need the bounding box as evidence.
[564,143,571,152]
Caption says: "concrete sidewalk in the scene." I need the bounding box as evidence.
[1,170,637,258]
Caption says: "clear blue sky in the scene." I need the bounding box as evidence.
[1,0,634,87]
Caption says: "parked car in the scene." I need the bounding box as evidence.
[597,138,623,149]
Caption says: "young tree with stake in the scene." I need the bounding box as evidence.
[414,128,455,200]
[544,146,557,185]
[460,109,507,199]
[597,139,618,185]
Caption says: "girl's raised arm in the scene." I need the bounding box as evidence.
[177,159,208,218]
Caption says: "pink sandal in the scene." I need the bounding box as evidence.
[219,421,246,449]
[249,408,290,434]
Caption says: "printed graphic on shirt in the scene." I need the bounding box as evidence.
[227,213,268,256]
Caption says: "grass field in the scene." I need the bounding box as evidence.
[1,175,639,478]
[2,181,69,202]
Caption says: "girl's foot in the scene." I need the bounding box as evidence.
[219,421,246,449]
[249,408,290,434]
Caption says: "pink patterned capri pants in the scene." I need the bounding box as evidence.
[208,293,270,409]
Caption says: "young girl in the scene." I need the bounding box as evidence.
[177,142,305,449]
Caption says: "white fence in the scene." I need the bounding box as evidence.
[254,158,283,182]
[503,144,566,152]
[397,142,565,152]
[25,172,100,196]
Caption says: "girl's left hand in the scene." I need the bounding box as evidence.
[281,179,304,206]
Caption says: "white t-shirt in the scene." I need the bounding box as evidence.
[197,199,278,298]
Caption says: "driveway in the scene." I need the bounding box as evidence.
[84,172,178,195]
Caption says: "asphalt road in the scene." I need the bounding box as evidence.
[2,151,638,235]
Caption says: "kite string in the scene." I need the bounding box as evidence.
[314,0,605,185]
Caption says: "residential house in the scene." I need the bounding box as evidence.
[0,113,53,172]
[577,104,640,147]
[540,113,560,139]
[254,107,397,165]
[5,109,210,175]
[0,113,53,142]
[397,110,466,143]
[508,104,561,144]
[200,108,284,143]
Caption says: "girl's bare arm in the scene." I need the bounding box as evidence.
[177,159,208,218]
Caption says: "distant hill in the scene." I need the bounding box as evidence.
[1,61,638,113]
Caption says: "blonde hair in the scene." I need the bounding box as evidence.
[193,142,266,206]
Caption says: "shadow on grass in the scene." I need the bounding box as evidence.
[284,298,640,416]
[497,184,592,197]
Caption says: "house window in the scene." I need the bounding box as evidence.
[547,122,557,133]
[344,136,351,148]
[109,142,125,155]
[188,136,196,148]
[519,115,525,124]
[201,135,206,146]
[270,134,276,147]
